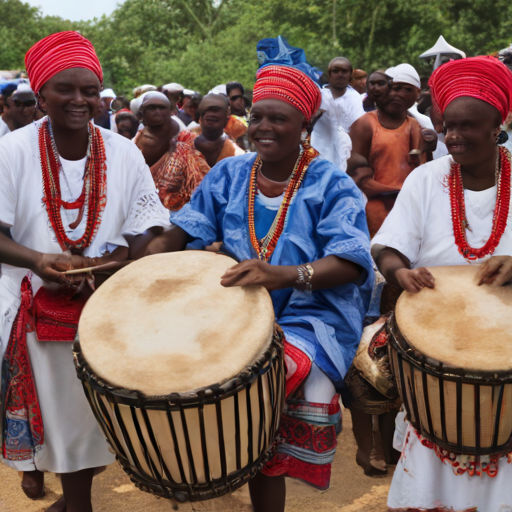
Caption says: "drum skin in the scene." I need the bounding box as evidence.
[388,265,512,457]
[73,252,286,502]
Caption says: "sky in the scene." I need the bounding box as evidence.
[24,0,126,21]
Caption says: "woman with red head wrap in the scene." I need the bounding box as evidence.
[140,63,374,511]
[0,32,170,512]
[370,56,512,511]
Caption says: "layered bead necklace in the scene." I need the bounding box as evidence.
[449,145,511,261]
[248,144,319,261]
[39,118,107,252]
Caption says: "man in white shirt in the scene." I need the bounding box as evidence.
[311,57,364,171]
[0,84,36,138]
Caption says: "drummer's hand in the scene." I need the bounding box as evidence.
[477,256,512,286]
[395,267,435,293]
[221,260,296,291]
[32,253,97,288]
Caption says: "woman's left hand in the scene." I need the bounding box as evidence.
[221,260,297,291]
[477,256,512,286]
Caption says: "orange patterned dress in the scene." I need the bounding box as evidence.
[149,141,210,211]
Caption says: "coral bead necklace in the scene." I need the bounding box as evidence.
[39,118,107,252]
[449,146,511,261]
[248,143,319,261]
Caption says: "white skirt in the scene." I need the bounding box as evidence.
[3,332,115,473]
[388,424,512,511]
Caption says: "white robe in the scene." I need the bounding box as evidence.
[0,119,170,473]
[311,86,363,172]
[371,156,512,510]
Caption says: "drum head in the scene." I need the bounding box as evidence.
[395,265,512,372]
[79,252,275,396]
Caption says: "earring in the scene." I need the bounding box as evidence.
[496,130,508,145]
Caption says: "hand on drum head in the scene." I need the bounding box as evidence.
[477,256,512,287]
[221,259,296,291]
[395,267,435,294]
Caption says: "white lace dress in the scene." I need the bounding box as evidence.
[0,119,170,472]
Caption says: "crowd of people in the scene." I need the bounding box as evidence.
[1,29,512,512]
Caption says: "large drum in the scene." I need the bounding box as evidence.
[388,265,512,457]
[74,252,286,502]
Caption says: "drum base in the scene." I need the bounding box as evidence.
[116,445,277,502]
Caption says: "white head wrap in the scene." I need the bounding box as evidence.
[385,64,421,89]
[162,83,183,93]
[100,88,116,99]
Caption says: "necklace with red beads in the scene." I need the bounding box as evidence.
[39,118,107,252]
[248,143,319,261]
[449,146,511,261]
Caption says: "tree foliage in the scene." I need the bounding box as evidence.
[1,0,511,95]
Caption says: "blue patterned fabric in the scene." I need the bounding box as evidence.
[171,153,374,388]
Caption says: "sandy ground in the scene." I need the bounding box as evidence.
[0,410,393,512]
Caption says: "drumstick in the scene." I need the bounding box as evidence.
[62,260,132,275]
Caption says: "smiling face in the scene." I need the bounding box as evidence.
[38,68,101,132]
[443,96,501,167]
[247,99,306,163]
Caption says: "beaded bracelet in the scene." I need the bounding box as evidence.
[295,263,314,292]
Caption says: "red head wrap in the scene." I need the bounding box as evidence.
[253,65,321,122]
[429,56,512,123]
[25,31,103,95]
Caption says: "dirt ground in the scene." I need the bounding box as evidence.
[0,409,393,512]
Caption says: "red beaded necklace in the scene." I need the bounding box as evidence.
[248,144,318,261]
[39,118,107,252]
[449,146,511,261]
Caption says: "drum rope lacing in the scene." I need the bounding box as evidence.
[449,145,511,261]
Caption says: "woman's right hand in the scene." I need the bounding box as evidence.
[31,253,96,288]
[395,267,435,293]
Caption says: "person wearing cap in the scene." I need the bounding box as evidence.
[350,63,436,238]
[0,83,36,137]
[138,60,374,512]
[161,82,188,131]
[0,32,170,512]
[94,87,116,130]
[373,55,512,512]
[134,91,210,211]
[310,57,364,171]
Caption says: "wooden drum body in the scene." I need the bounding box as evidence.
[388,265,512,457]
[74,252,286,502]
[74,330,285,501]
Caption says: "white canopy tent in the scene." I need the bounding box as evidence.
[420,36,465,70]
